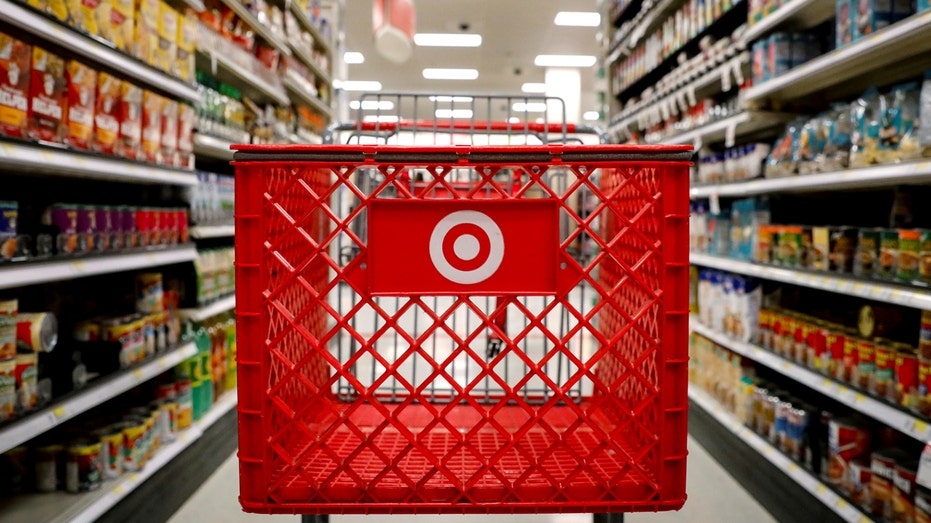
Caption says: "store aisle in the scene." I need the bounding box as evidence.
[167,435,774,523]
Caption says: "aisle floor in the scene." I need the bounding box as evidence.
[167,436,774,523]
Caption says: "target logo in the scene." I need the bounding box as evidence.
[429,211,504,284]
[366,199,560,295]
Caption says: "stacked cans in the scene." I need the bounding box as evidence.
[42,205,189,256]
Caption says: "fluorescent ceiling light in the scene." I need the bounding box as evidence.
[336,80,382,91]
[349,100,395,110]
[534,54,597,67]
[423,68,479,80]
[508,117,520,124]
[414,33,482,47]
[583,111,600,121]
[512,102,547,113]
[344,52,364,64]
[555,11,601,26]
[362,115,399,123]
[435,109,474,118]
[521,82,546,93]
[428,95,474,103]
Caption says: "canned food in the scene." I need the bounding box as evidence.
[759,309,772,348]
[136,273,163,314]
[794,318,811,364]
[812,226,831,271]
[118,419,146,472]
[120,206,137,249]
[0,446,28,494]
[0,357,15,421]
[850,458,872,509]
[828,417,872,494]
[0,298,17,359]
[149,208,161,246]
[873,448,909,520]
[778,226,802,267]
[73,319,101,342]
[880,229,900,279]
[785,406,810,462]
[161,208,175,244]
[917,486,931,523]
[175,378,194,429]
[921,230,931,284]
[774,400,791,448]
[97,206,114,251]
[65,439,102,493]
[894,459,919,523]
[807,323,829,373]
[16,312,58,352]
[873,339,896,398]
[102,318,142,368]
[0,201,17,261]
[34,443,63,492]
[831,227,858,273]
[134,208,150,248]
[895,344,919,409]
[800,227,814,268]
[177,208,188,244]
[14,353,37,412]
[899,229,922,282]
[91,425,123,479]
[840,331,859,384]
[75,205,97,252]
[855,228,881,277]
[758,224,774,263]
[921,356,931,417]
[826,328,845,377]
[856,338,876,390]
[152,398,178,443]
[44,204,78,254]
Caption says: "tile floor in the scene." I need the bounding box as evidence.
[167,436,775,523]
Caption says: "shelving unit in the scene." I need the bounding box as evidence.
[215,0,290,56]
[690,160,931,198]
[692,319,931,442]
[283,70,332,117]
[195,49,290,106]
[0,0,201,103]
[288,37,332,84]
[740,0,835,44]
[650,110,793,147]
[690,252,931,310]
[178,294,235,321]
[288,2,332,55]
[688,386,872,523]
[0,342,197,455]
[189,224,235,239]
[193,134,236,161]
[0,392,237,523]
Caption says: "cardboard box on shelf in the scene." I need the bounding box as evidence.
[134,0,160,67]
[120,81,143,160]
[141,89,162,163]
[28,46,66,144]
[0,35,31,139]
[65,60,97,150]
[94,72,122,155]
[156,1,179,73]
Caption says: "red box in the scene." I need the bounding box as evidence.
[65,60,97,150]
[0,35,31,139]
[232,142,691,515]
[29,46,66,143]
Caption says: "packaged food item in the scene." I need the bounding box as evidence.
[821,103,853,171]
[65,439,103,493]
[148,206,161,245]
[880,83,922,163]
[873,448,908,519]
[851,90,882,168]
[65,60,97,150]
[894,344,919,408]
[796,117,821,175]
[13,352,37,412]
[0,201,16,261]
[831,227,858,273]
[921,71,931,158]
[176,11,197,81]
[67,0,99,35]
[921,229,931,284]
[0,35,31,139]
[160,98,179,166]
[17,312,58,353]
[155,2,178,73]
[828,417,872,494]
[853,0,913,43]
[840,330,859,384]
[177,208,188,243]
[854,228,880,277]
[136,272,164,313]
[118,418,146,471]
[850,458,872,509]
[120,82,143,160]
[94,72,122,155]
[34,444,62,492]
[880,229,900,279]
[826,329,845,377]
[142,90,162,163]
[76,205,97,252]
[0,445,29,494]
[28,46,66,143]
[899,229,922,282]
[90,425,123,480]
[177,103,194,169]
[119,205,138,248]
[854,337,876,389]
[0,357,14,421]
[810,226,830,271]
[894,459,919,523]
[871,339,895,397]
[134,0,160,67]
[0,299,17,360]
[921,355,931,417]
[111,0,135,53]
[766,122,801,178]
[778,225,802,267]
[134,207,150,247]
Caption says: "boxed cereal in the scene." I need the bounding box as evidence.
[160,98,178,166]
[0,35,31,139]
[134,0,160,67]
[29,46,67,143]
[852,0,913,43]
[94,72,122,155]
[141,89,162,163]
[176,11,197,81]
[156,1,178,73]
[177,102,194,169]
[65,60,97,150]
[120,82,142,160]
[837,0,853,49]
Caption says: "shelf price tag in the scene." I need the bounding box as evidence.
[836,498,848,510]
[917,419,928,434]
[725,123,737,148]
[53,406,65,418]
[134,369,144,379]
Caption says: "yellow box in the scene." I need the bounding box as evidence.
[155,1,178,73]
[134,0,159,66]
[67,0,99,36]
[175,11,196,81]
[46,0,70,23]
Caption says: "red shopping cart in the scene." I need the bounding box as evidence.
[233,94,692,519]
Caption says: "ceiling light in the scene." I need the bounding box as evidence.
[344,52,365,64]
[362,115,400,123]
[521,82,546,94]
[583,111,600,121]
[435,109,473,118]
[336,80,382,91]
[350,100,395,110]
[414,33,482,47]
[423,68,479,80]
[512,102,547,113]
[554,11,601,27]
[428,95,474,103]
[534,54,597,67]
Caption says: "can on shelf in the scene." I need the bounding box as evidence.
[73,319,101,342]
[855,337,876,390]
[872,339,896,398]
[0,298,18,360]
[828,417,872,494]
[45,204,79,255]
[149,208,162,246]
[162,208,176,245]
[774,400,792,449]
[75,205,97,253]
[120,206,138,249]
[65,439,103,493]
[0,201,17,261]
[794,317,812,365]
[13,353,37,412]
[812,226,831,271]
[97,205,114,251]
[175,378,194,429]
[880,229,899,280]
[34,443,63,493]
[839,330,860,384]
[831,227,858,273]
[177,208,189,243]
[91,425,123,480]
[899,229,922,282]
[759,309,772,348]
[16,312,59,353]
[0,357,15,421]
[785,405,810,462]
[895,344,920,409]
[134,207,151,248]
[873,448,908,519]
[117,419,146,472]
[894,459,920,523]
[826,327,845,378]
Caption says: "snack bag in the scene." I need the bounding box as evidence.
[141,89,162,163]
[28,0,48,11]
[156,1,178,73]
[820,103,853,171]
[120,81,142,160]
[0,35,31,139]
[176,11,197,81]
[134,0,160,66]
[796,117,819,175]
[160,98,178,166]
[94,72,122,155]
[766,121,802,178]
[837,1,853,48]
[111,0,135,53]
[65,60,97,150]
[879,83,921,163]
[850,89,881,168]
[28,46,67,143]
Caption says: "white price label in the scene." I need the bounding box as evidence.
[709,192,721,216]
[686,86,697,107]
[725,123,737,148]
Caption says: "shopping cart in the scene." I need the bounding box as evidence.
[233,94,692,520]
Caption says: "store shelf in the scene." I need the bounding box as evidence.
[193,134,235,161]
[691,320,931,444]
[178,294,235,321]
[288,37,331,84]
[0,140,197,186]
[288,2,331,55]
[283,71,332,117]
[0,392,237,523]
[0,245,198,291]
[691,252,931,310]
[607,0,680,64]
[742,10,931,103]
[196,49,289,106]
[215,0,290,56]
[688,385,872,523]
[650,111,792,146]
[189,224,235,239]
[0,342,197,455]
[0,0,200,104]
[691,160,931,198]
[741,0,835,44]
[610,0,644,28]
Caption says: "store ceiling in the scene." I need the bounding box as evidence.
[339,0,602,123]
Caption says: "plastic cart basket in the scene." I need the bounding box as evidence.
[233,102,691,516]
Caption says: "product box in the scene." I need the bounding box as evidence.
[134,0,160,67]
[67,0,99,36]
[852,0,913,43]
[65,60,97,150]
[752,40,768,84]
[177,102,193,169]
[837,0,853,48]
[141,89,162,163]
[176,11,197,81]
[46,0,71,23]
[920,0,930,12]
[155,1,178,73]
[120,82,142,160]
[812,226,831,271]
[94,72,122,155]
[0,35,31,139]
[160,98,178,166]
[97,0,134,53]
[767,33,793,79]
[28,46,66,143]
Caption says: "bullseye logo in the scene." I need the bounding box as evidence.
[429,211,504,284]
